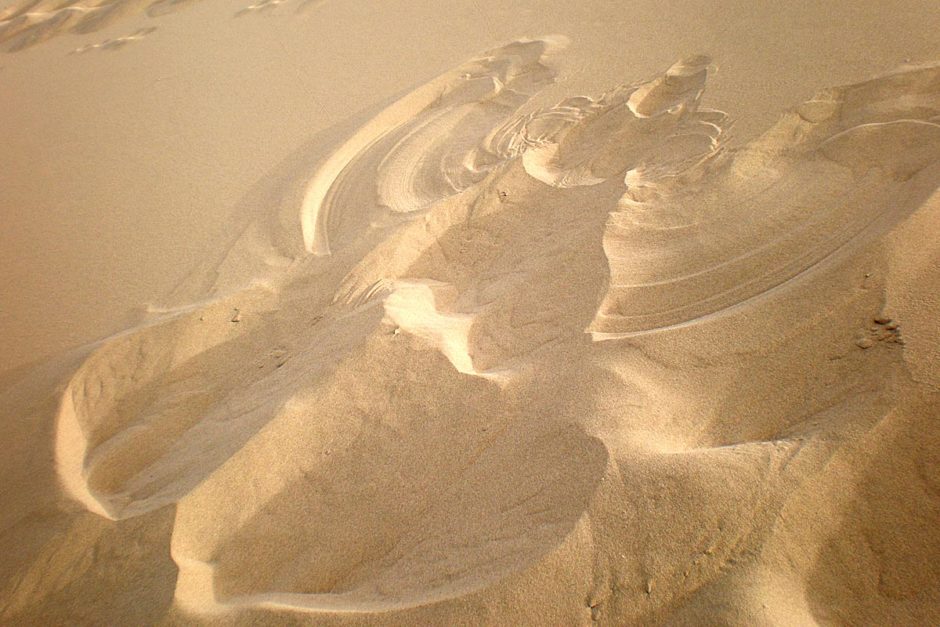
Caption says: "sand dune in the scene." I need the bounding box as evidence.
[0,38,923,623]
[0,43,928,624]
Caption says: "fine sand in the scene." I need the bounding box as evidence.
[1,1,940,625]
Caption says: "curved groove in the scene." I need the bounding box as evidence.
[299,36,567,255]
[589,64,940,337]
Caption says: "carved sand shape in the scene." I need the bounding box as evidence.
[590,64,940,337]
[298,36,567,255]
[49,42,940,622]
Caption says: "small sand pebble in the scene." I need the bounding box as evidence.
[231,309,241,323]
[874,315,891,325]
[885,321,899,330]
[855,337,874,349]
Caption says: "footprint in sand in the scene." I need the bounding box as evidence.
[70,25,155,53]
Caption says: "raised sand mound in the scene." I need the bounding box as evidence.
[3,38,939,624]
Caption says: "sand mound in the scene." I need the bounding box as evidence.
[2,38,939,625]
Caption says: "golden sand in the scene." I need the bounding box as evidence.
[1,1,939,624]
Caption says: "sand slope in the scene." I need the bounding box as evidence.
[1,36,940,625]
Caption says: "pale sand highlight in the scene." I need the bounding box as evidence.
[2,15,940,627]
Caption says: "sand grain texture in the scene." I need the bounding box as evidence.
[1,3,940,625]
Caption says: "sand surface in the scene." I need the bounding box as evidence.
[1,1,940,624]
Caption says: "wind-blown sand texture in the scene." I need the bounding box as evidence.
[0,0,314,51]
[0,0,197,51]
[2,4,940,625]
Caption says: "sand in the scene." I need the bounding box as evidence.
[1,1,940,624]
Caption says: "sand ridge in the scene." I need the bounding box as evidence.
[8,38,933,623]
[299,36,568,256]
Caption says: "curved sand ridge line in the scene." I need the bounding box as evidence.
[48,46,940,623]
[298,36,568,255]
[590,64,940,337]
[303,51,940,338]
